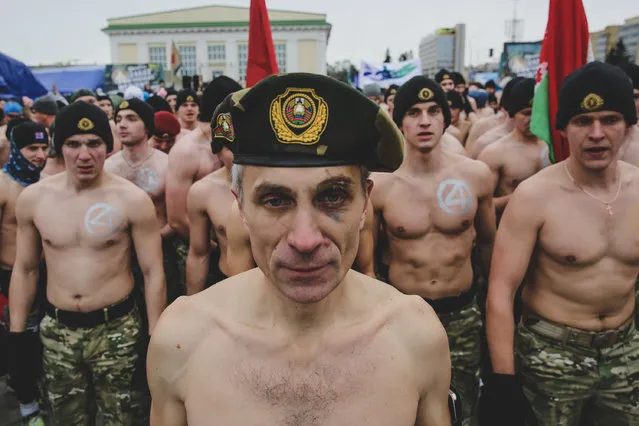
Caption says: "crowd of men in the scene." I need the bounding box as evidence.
[0,59,637,426]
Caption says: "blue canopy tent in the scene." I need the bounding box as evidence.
[0,52,47,99]
[31,65,106,96]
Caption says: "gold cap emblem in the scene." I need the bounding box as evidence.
[270,88,328,145]
[418,88,435,102]
[443,74,451,80]
[186,95,194,102]
[119,101,129,109]
[580,93,604,112]
[77,118,95,131]
[162,133,169,138]
[448,100,453,106]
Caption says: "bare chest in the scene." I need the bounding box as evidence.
[0,183,23,228]
[183,335,417,426]
[540,194,639,266]
[500,145,547,190]
[112,161,166,200]
[206,193,234,241]
[35,197,129,250]
[382,177,477,239]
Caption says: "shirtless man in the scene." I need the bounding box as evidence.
[175,89,199,131]
[374,76,496,426]
[105,99,181,303]
[384,84,399,116]
[8,102,166,425]
[482,62,639,426]
[1,122,49,426]
[166,79,240,238]
[465,77,523,157]
[477,78,550,216]
[148,73,452,426]
[186,91,244,295]
[150,111,181,154]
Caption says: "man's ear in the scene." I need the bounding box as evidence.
[359,179,374,231]
[231,190,248,228]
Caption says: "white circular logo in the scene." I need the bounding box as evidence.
[437,179,474,216]
[84,203,123,238]
[135,168,160,193]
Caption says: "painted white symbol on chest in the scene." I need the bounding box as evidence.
[84,203,123,238]
[437,179,474,216]
[135,168,160,193]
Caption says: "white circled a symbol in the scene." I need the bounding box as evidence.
[84,203,122,238]
[437,179,474,216]
[135,168,160,193]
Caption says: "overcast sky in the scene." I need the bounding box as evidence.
[1,0,637,67]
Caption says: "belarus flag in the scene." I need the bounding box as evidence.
[530,0,591,163]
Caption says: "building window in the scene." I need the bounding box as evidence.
[179,45,197,76]
[275,43,287,73]
[208,44,226,62]
[238,44,248,84]
[149,46,167,69]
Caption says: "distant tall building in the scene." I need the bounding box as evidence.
[591,16,639,63]
[419,24,466,78]
[619,17,639,63]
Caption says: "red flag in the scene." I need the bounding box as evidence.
[246,0,279,87]
[532,0,590,162]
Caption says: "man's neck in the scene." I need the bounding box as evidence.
[512,128,539,144]
[123,140,152,165]
[66,170,106,193]
[399,140,444,175]
[565,156,619,189]
[259,273,349,339]
[180,119,197,131]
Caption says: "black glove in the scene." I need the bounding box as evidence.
[7,330,42,403]
[479,373,536,426]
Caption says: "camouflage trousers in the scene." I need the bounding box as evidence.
[438,299,482,426]
[515,318,639,426]
[40,307,149,426]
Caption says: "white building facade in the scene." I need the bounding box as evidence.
[419,24,466,78]
[102,5,331,86]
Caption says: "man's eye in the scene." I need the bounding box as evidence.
[263,197,291,208]
[318,191,348,206]
[601,116,620,125]
[575,117,592,126]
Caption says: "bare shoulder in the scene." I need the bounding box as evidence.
[149,295,216,381]
[450,153,492,181]
[383,291,449,359]
[511,162,563,204]
[168,134,196,162]
[370,171,399,208]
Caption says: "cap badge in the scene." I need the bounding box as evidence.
[162,133,169,138]
[448,100,453,106]
[186,95,194,102]
[418,88,435,102]
[77,118,95,131]
[213,113,235,143]
[119,101,129,109]
[35,132,46,140]
[443,74,451,80]
[270,88,328,145]
[581,93,604,112]
[390,89,397,95]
